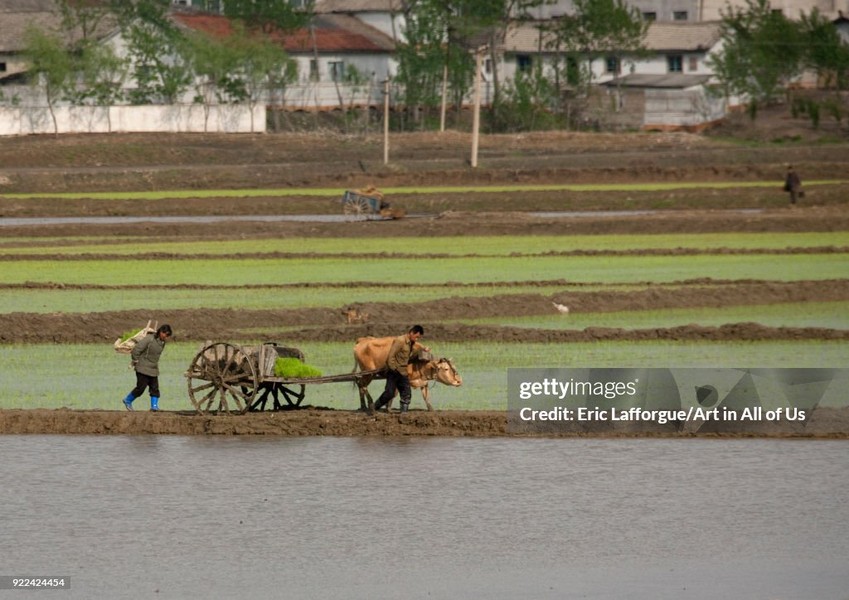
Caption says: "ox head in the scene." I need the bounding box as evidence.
[434,358,462,387]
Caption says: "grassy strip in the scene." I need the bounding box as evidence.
[2,286,848,329]
[1,254,846,286]
[2,180,847,201]
[465,301,849,331]
[2,232,848,256]
[0,284,587,313]
[3,340,847,410]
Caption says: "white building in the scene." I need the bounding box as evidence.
[500,20,728,129]
[314,0,406,43]
[539,0,849,21]
[171,11,397,110]
[501,20,723,84]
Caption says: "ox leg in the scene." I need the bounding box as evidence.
[357,385,372,412]
[357,376,375,412]
[421,386,433,412]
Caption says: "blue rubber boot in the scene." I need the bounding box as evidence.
[122,393,135,411]
[150,396,159,412]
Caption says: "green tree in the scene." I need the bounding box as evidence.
[23,26,74,134]
[53,0,127,130]
[229,29,296,132]
[185,30,245,131]
[498,67,561,131]
[547,0,648,107]
[397,0,546,131]
[708,0,804,114]
[185,24,295,132]
[113,0,191,104]
[798,7,849,90]
[57,0,115,44]
[73,43,128,131]
[396,0,473,129]
[453,0,547,131]
[223,0,312,34]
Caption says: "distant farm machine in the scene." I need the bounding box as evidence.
[340,186,404,219]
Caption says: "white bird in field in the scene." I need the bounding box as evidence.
[553,302,570,314]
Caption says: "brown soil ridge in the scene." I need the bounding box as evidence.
[1,279,847,344]
[0,277,839,290]
[2,408,846,438]
[1,316,846,345]
[1,129,848,193]
[283,323,849,344]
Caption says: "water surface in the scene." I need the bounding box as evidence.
[1,436,846,599]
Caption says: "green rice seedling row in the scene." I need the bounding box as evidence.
[2,232,848,256]
[3,340,847,411]
[2,254,847,286]
[0,284,593,314]
[2,180,845,201]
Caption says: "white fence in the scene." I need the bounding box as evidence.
[644,88,727,129]
[0,104,266,136]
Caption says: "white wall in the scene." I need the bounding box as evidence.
[283,80,384,109]
[291,54,395,86]
[644,87,727,127]
[282,53,397,109]
[501,39,724,86]
[700,0,849,21]
[0,104,265,136]
[357,13,405,43]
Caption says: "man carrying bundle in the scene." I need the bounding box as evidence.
[122,324,173,412]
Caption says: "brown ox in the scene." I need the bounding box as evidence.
[352,336,462,411]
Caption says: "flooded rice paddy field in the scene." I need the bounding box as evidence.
[1,130,848,598]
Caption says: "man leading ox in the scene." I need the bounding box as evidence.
[373,325,429,413]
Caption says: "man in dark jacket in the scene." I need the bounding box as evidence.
[785,165,802,205]
[122,324,172,412]
[373,325,426,413]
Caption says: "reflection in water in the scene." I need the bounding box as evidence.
[1,436,847,599]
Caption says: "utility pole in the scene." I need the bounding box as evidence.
[439,63,448,133]
[470,49,483,168]
[383,78,390,165]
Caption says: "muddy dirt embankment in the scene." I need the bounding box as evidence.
[2,408,848,438]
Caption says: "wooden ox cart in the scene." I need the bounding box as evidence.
[185,342,383,414]
[340,186,404,219]
[341,189,385,218]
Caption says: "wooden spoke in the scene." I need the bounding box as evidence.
[280,384,306,407]
[187,342,258,414]
[247,382,306,411]
[343,196,372,218]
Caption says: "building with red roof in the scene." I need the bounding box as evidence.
[171,10,397,110]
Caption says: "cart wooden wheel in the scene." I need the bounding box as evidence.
[248,382,306,411]
[343,195,371,216]
[187,343,258,414]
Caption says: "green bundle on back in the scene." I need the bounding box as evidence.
[114,320,157,355]
[274,357,322,379]
[118,329,140,343]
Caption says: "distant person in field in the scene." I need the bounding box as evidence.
[784,165,802,205]
[122,324,173,412]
